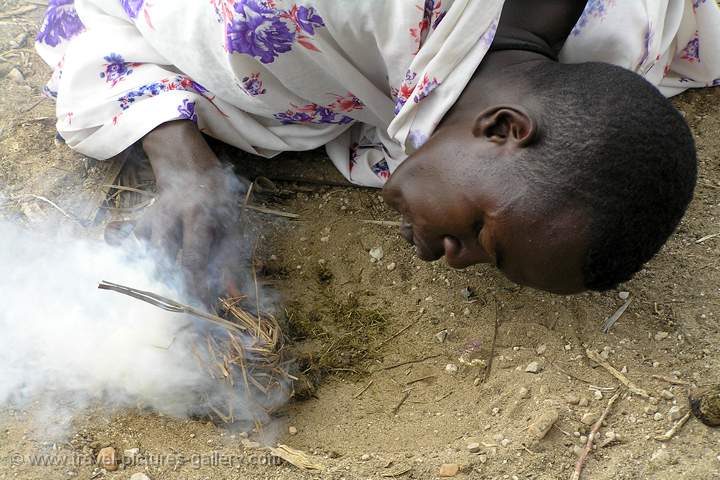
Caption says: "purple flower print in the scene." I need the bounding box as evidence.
[274,102,353,125]
[370,159,391,181]
[99,53,137,86]
[240,72,266,95]
[680,32,700,63]
[120,0,144,19]
[290,5,324,35]
[572,0,615,36]
[408,129,429,149]
[413,74,439,104]
[227,0,294,63]
[37,0,85,47]
[177,99,198,124]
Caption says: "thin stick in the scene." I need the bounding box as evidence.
[8,193,89,226]
[602,299,631,333]
[695,232,720,244]
[360,220,402,227]
[391,390,411,415]
[654,411,692,441]
[586,349,650,398]
[405,375,436,386]
[98,281,245,333]
[102,184,156,197]
[21,97,46,113]
[353,380,374,399]
[381,467,412,477]
[651,374,690,386]
[376,319,416,349]
[483,297,500,383]
[244,204,299,219]
[571,390,622,480]
[379,354,442,371]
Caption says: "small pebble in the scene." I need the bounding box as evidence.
[369,247,384,261]
[668,406,685,421]
[525,361,543,374]
[653,412,664,421]
[581,412,600,425]
[473,377,482,386]
[618,291,630,300]
[564,344,572,351]
[386,262,396,271]
[6,67,24,84]
[445,363,458,375]
[660,390,674,400]
[288,426,298,435]
[652,361,660,368]
[462,307,470,316]
[620,366,628,374]
[320,236,330,242]
[644,405,658,415]
[438,463,459,477]
[566,394,580,405]
[129,474,151,480]
[654,331,669,341]
[518,387,530,399]
[360,454,371,461]
[96,447,118,472]
[467,442,481,453]
[500,438,511,447]
[528,409,559,440]
[435,330,448,343]
[478,454,487,464]
[593,390,604,400]
[536,344,547,355]
[578,397,589,407]
[579,435,588,444]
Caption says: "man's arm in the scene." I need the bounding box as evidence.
[140,120,243,302]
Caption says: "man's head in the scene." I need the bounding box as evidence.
[382,61,697,294]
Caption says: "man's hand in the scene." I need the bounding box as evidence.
[140,120,244,302]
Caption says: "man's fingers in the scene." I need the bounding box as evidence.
[150,204,181,264]
[181,211,214,302]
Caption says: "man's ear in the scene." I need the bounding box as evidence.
[472,106,537,147]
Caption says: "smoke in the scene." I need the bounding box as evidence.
[0,183,290,439]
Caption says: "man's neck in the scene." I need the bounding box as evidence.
[441,50,550,127]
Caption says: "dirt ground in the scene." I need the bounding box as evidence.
[1,1,720,479]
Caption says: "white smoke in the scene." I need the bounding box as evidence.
[0,210,285,438]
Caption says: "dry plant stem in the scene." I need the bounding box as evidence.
[9,194,89,226]
[651,374,690,386]
[376,315,421,349]
[379,354,442,371]
[602,299,631,333]
[571,390,622,480]
[586,349,650,398]
[381,467,413,477]
[98,281,245,333]
[483,298,500,383]
[353,380,374,399]
[655,411,692,441]
[391,390,412,415]
[360,219,402,227]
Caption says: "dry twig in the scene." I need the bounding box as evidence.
[360,219,402,227]
[379,354,442,371]
[571,390,622,480]
[483,297,500,383]
[0,5,37,19]
[655,411,692,441]
[353,380,374,399]
[651,374,690,386]
[586,349,650,398]
[602,299,631,333]
[391,390,412,415]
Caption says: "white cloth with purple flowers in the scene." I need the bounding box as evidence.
[36,0,720,187]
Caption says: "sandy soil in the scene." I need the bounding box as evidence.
[1,1,719,479]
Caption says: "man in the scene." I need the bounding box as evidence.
[36,0,720,297]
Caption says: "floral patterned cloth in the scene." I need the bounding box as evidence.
[36,0,720,187]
